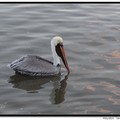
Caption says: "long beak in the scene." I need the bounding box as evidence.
[59,45,70,74]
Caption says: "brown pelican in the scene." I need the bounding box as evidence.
[9,36,70,76]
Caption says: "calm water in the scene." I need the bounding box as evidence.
[0,3,120,115]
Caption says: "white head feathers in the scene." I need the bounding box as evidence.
[51,36,63,66]
[51,36,63,46]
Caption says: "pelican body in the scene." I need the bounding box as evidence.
[9,36,70,76]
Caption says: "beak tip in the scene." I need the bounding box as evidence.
[67,69,70,74]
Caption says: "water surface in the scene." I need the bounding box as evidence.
[0,4,120,114]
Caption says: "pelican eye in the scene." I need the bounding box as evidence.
[59,43,63,46]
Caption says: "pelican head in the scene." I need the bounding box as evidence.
[51,36,70,74]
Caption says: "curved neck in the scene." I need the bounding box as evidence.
[51,41,60,66]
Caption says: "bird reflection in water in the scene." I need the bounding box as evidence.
[50,75,68,104]
[9,73,68,104]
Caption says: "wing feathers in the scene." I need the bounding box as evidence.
[9,55,59,76]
